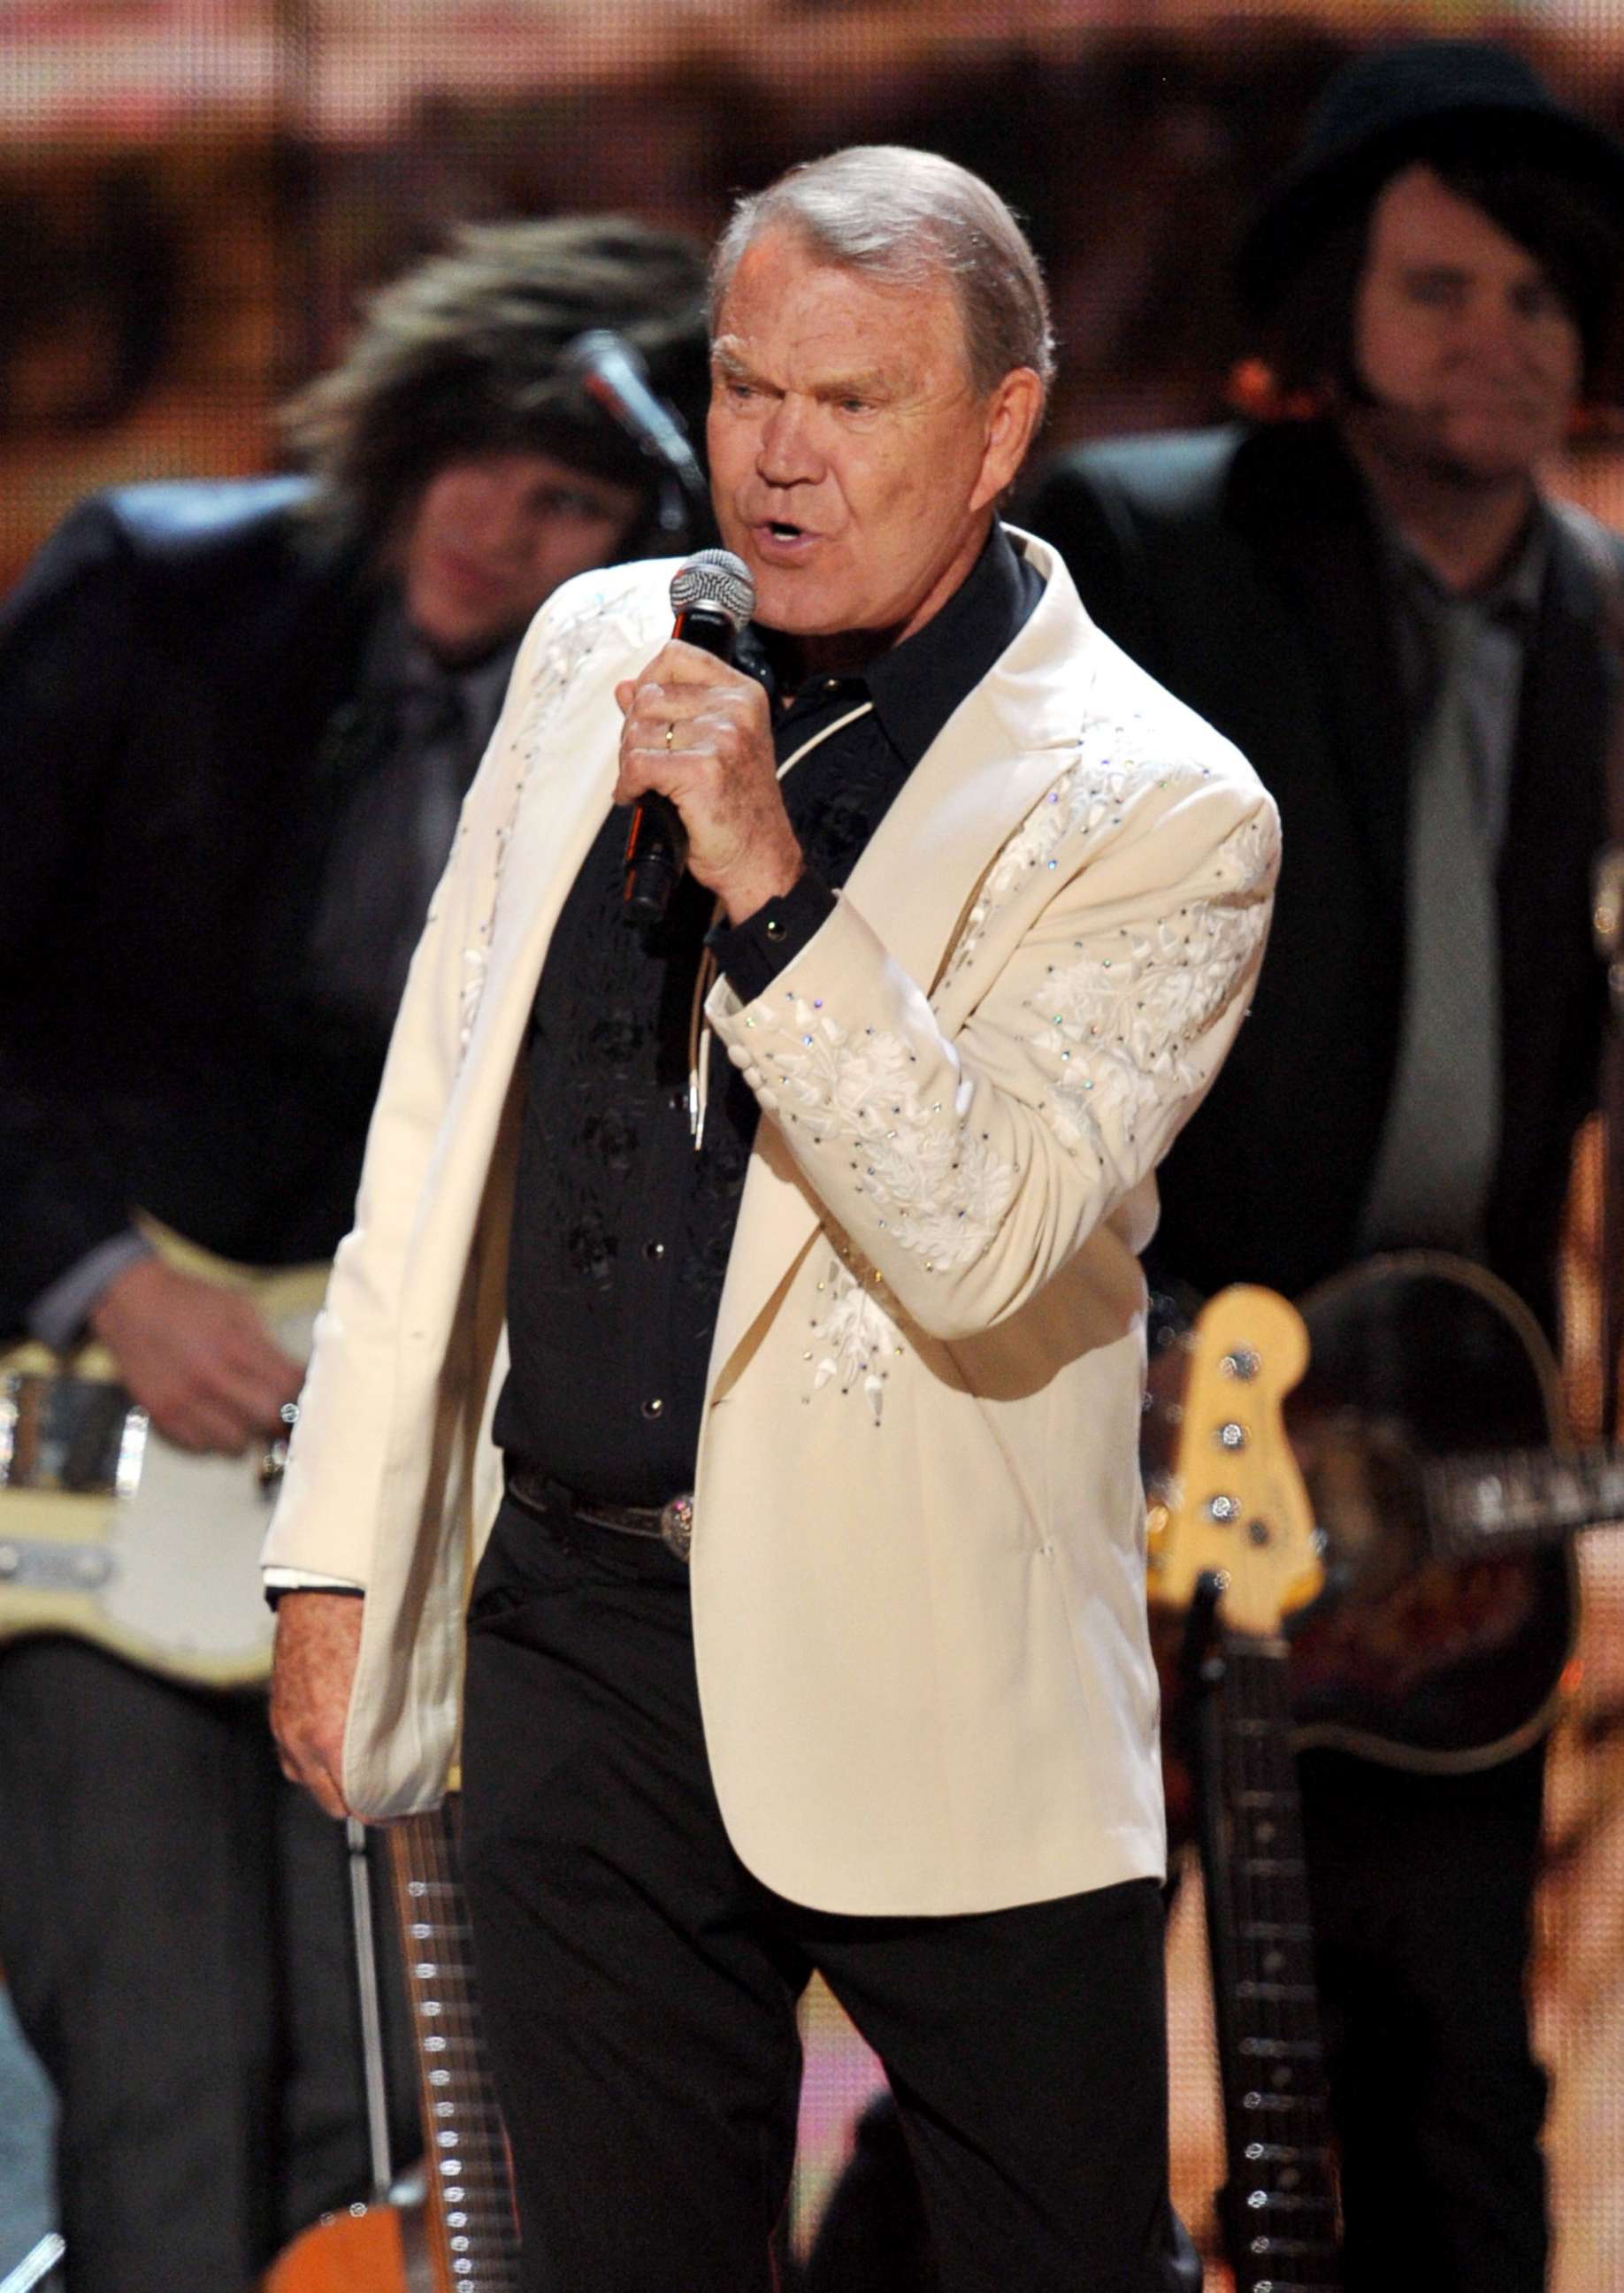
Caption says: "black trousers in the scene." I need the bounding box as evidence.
[792,1745,1550,2293]
[1298,1745,1550,2293]
[0,1638,420,2293]
[460,1492,1188,2293]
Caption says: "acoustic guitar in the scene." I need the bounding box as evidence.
[1148,1284,1342,2293]
[262,1799,521,2293]
[0,1223,324,1686]
[1152,1252,1605,1771]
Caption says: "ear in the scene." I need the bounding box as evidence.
[969,368,1046,514]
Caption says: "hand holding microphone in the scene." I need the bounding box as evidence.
[616,550,803,931]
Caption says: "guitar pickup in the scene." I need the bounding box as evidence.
[0,1371,143,1497]
[0,1539,115,1591]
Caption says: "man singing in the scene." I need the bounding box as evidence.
[267,147,1275,2291]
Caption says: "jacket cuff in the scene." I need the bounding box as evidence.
[264,1568,366,1610]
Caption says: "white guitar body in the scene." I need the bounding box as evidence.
[0,1237,326,1689]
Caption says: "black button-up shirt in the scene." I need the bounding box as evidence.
[492,525,1041,1503]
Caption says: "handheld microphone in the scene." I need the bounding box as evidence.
[561,327,709,514]
[623,548,755,930]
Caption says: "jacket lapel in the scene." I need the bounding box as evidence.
[1494,510,1613,1207]
[1232,426,1411,923]
[395,663,624,1342]
[448,573,680,1097]
[1503,508,1614,892]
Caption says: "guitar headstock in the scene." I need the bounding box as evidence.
[1146,1284,1322,1636]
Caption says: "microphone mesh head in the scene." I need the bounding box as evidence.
[670,548,755,633]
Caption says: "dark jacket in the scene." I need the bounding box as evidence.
[0,478,391,1333]
[1021,421,1611,1332]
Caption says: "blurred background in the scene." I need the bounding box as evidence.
[11,1,1624,586]
[7,3,1624,2285]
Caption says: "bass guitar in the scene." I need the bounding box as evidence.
[0,1223,325,1687]
[1148,1284,1341,2293]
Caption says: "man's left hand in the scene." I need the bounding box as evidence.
[615,640,802,924]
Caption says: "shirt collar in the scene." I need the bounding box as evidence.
[1381,498,1551,628]
[864,522,1041,765]
[746,522,1042,770]
[360,588,522,745]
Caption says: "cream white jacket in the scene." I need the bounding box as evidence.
[264,532,1278,1916]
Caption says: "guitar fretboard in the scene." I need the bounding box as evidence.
[387,1807,522,2293]
[1198,1635,1341,2293]
[1427,1446,1624,1553]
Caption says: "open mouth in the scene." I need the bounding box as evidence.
[754,518,817,556]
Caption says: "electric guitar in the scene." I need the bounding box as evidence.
[1151,1252,1601,1771]
[1147,1284,1342,2293]
[0,1224,326,1687]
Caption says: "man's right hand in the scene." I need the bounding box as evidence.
[272,1591,364,1820]
[88,1255,305,1454]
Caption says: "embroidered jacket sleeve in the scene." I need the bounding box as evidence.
[706,745,1277,1344]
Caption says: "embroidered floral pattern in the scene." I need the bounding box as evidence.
[1028,809,1274,1157]
[454,573,656,1058]
[744,762,1273,1281]
[1208,806,1276,898]
[808,1255,905,1422]
[942,729,1184,988]
[760,1006,1018,1273]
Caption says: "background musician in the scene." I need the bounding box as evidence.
[0,214,709,2293]
[1025,38,1624,2290]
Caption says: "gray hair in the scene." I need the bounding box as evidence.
[709,146,1054,402]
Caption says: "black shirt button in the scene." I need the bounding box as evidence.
[764,916,786,941]
[643,1239,666,1262]
[641,1398,664,1420]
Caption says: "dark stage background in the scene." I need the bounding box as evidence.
[13,4,1624,587]
[8,4,1624,2284]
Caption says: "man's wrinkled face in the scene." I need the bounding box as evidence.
[706,227,1040,670]
[1351,163,1583,485]
[401,450,646,664]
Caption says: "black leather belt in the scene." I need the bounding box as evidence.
[506,1465,694,1562]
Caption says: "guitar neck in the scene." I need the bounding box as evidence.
[1427,1445,1624,1554]
[386,1806,522,2293]
[1192,1632,1341,2293]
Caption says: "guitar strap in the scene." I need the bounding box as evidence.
[1556,500,1624,1437]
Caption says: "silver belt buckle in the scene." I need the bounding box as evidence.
[658,1493,694,1562]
